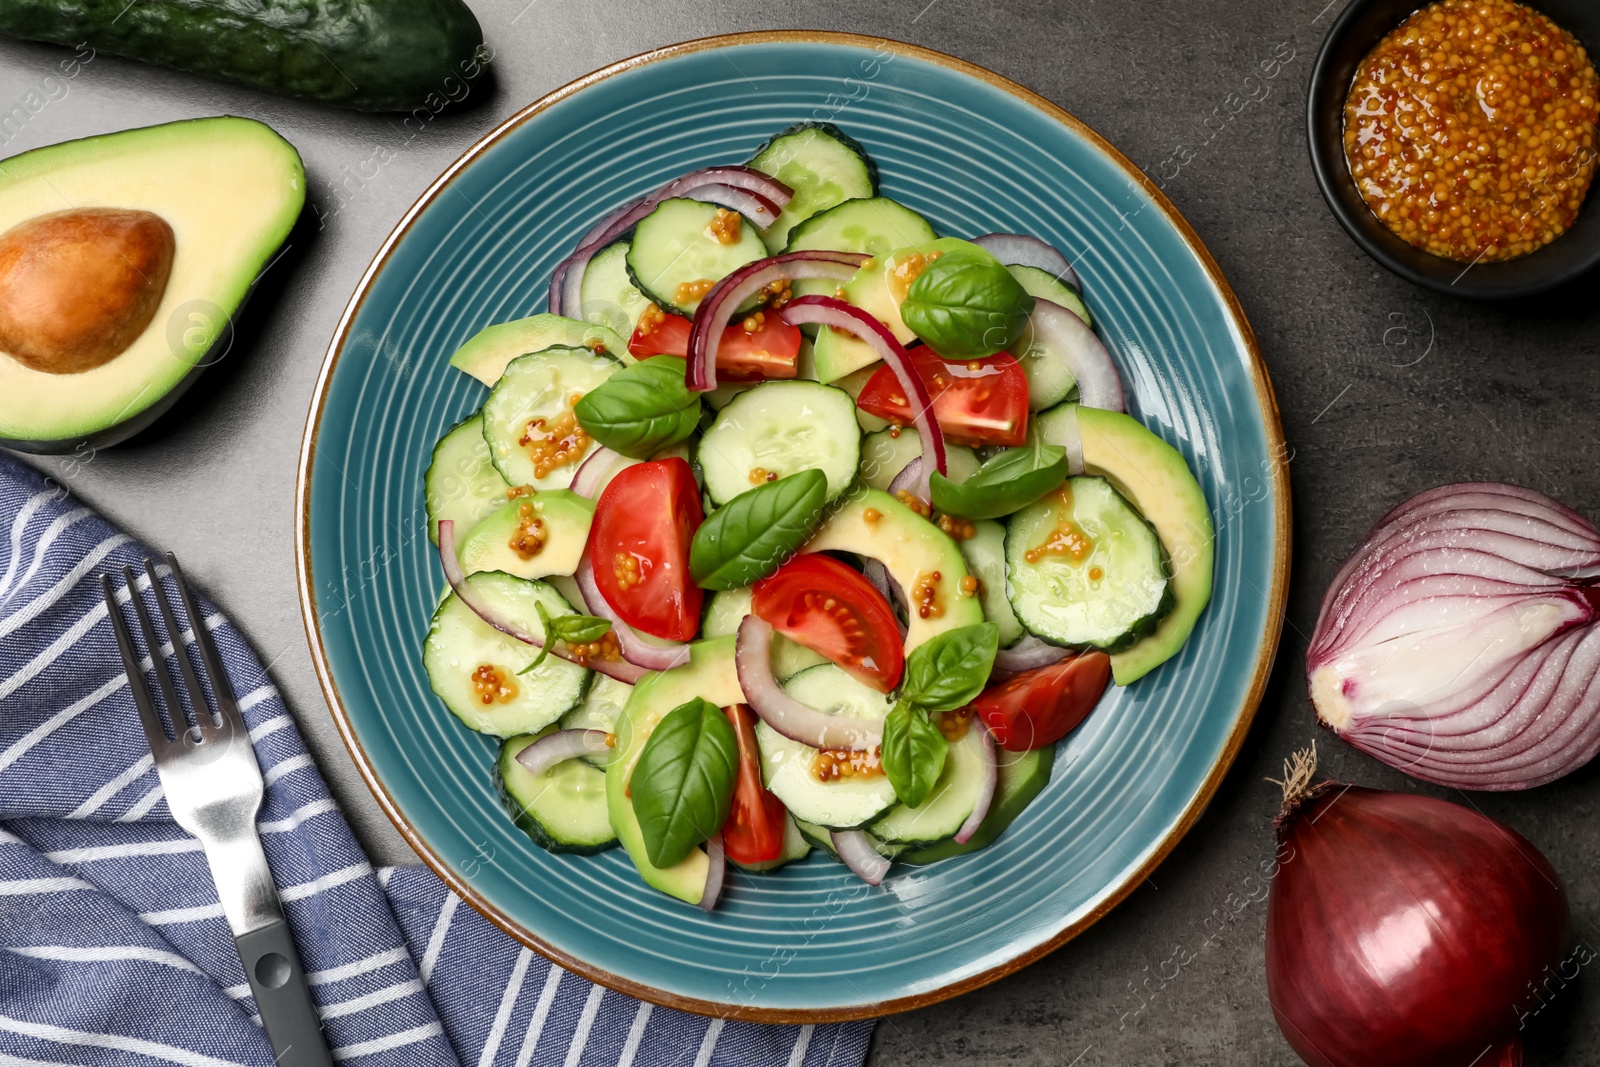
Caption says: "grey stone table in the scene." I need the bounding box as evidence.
[5,1,1599,1062]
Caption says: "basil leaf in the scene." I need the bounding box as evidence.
[518,602,557,674]
[900,247,1035,358]
[900,622,1000,712]
[689,469,829,590]
[630,697,738,868]
[929,444,1068,520]
[573,355,701,459]
[550,614,612,644]
[881,702,948,808]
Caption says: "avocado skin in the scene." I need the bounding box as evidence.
[0,0,487,112]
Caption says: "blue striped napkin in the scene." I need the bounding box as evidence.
[0,453,874,1067]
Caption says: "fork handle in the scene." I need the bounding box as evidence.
[235,920,334,1067]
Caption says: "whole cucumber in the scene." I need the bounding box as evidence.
[0,0,487,112]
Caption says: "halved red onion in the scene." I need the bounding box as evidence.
[1030,300,1123,412]
[699,832,725,913]
[831,829,891,886]
[515,729,612,778]
[436,521,646,684]
[1308,482,1600,789]
[734,615,881,751]
[780,295,947,499]
[954,728,999,844]
[993,636,1070,674]
[574,558,693,672]
[549,166,795,317]
[687,253,868,392]
[569,446,632,500]
[971,232,1082,289]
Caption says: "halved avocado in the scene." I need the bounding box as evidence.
[0,117,304,453]
[803,486,985,651]
[1037,404,1214,684]
[605,637,744,905]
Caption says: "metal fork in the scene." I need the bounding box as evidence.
[103,555,332,1067]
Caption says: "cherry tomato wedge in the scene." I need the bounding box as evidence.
[854,348,1030,447]
[628,310,802,381]
[720,703,788,865]
[752,553,904,693]
[971,652,1111,751]
[587,457,703,641]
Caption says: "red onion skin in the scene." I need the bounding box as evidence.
[1267,783,1569,1067]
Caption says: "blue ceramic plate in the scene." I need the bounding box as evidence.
[296,32,1290,1021]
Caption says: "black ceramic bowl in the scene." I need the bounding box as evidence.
[1308,0,1600,298]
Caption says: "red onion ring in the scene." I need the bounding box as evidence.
[569,446,632,500]
[687,253,868,392]
[953,728,998,844]
[1030,300,1123,412]
[574,557,693,672]
[1308,482,1600,789]
[780,295,948,499]
[993,636,1070,674]
[830,829,890,886]
[733,615,882,751]
[699,832,725,913]
[549,166,795,317]
[436,521,646,684]
[971,232,1082,289]
[514,729,612,777]
[683,185,781,226]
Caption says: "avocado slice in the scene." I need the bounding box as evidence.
[0,117,304,453]
[803,486,985,651]
[455,489,595,580]
[810,236,975,383]
[450,314,631,385]
[606,638,744,905]
[1037,404,1214,684]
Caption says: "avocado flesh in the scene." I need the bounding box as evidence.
[0,117,304,451]
[456,489,595,581]
[803,486,984,651]
[810,236,975,383]
[606,638,745,904]
[450,315,631,385]
[1071,405,1215,684]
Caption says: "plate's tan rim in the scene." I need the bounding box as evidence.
[295,29,1292,1024]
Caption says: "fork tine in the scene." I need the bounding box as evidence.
[124,563,193,740]
[164,553,242,735]
[102,572,171,751]
[145,558,219,737]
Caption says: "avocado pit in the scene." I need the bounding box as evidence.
[0,208,176,374]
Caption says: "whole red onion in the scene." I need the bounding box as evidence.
[1266,749,1570,1067]
[1307,482,1600,789]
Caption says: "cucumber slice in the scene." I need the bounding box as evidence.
[757,665,897,829]
[748,122,879,251]
[481,347,620,489]
[450,314,630,384]
[857,428,979,492]
[785,197,936,302]
[495,729,616,855]
[625,198,768,316]
[558,673,632,768]
[731,814,813,873]
[698,381,860,505]
[456,489,594,580]
[425,413,510,545]
[958,519,1023,647]
[580,242,653,338]
[1006,476,1173,651]
[700,588,827,678]
[423,572,590,736]
[1008,265,1090,411]
[900,745,1054,863]
[794,819,906,859]
[870,725,988,844]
